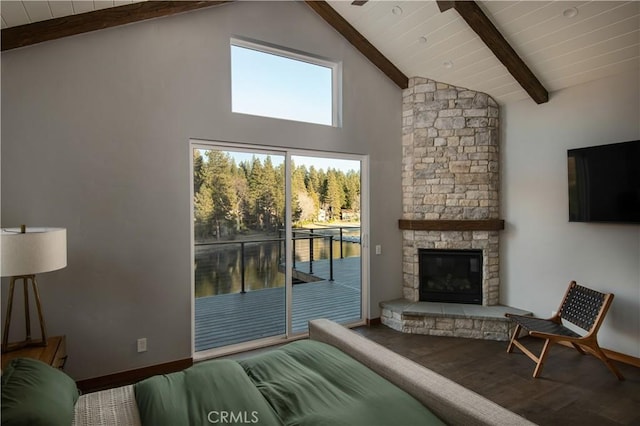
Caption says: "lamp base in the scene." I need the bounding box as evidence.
[2,275,48,354]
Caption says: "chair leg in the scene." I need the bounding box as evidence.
[590,345,625,381]
[506,324,522,354]
[571,343,586,355]
[533,339,553,378]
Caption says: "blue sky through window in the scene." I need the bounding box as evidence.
[231,44,334,126]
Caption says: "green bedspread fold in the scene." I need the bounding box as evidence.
[134,359,283,426]
[239,340,445,426]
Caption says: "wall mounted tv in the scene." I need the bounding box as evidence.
[568,140,639,224]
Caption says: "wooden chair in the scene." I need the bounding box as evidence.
[505,281,624,380]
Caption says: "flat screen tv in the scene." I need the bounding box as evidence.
[568,140,640,223]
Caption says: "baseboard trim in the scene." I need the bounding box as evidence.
[367,317,381,326]
[76,358,193,393]
[554,341,639,368]
[603,348,640,368]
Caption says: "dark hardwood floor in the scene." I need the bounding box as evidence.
[354,324,640,426]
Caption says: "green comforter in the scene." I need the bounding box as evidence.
[134,359,282,426]
[135,340,445,426]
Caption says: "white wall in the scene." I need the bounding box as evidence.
[1,1,403,380]
[501,69,640,357]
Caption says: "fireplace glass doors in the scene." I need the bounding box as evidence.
[418,249,482,305]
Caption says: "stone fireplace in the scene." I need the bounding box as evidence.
[379,77,530,341]
[400,77,501,306]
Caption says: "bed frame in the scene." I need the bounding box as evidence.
[73,319,536,426]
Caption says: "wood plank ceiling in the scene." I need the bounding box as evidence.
[436,0,548,103]
[1,1,639,104]
[328,0,639,103]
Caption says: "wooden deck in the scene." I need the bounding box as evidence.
[195,256,361,352]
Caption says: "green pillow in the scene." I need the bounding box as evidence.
[1,358,79,426]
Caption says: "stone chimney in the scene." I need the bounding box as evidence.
[401,77,501,306]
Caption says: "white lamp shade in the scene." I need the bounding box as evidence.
[1,227,67,277]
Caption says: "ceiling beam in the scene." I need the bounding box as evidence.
[305,1,408,89]
[1,1,231,52]
[437,0,548,104]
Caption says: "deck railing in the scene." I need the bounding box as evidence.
[195,226,360,294]
[285,226,360,260]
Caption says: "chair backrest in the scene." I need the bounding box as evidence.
[558,281,613,333]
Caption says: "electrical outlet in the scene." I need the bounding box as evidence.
[375,245,382,255]
[137,338,147,353]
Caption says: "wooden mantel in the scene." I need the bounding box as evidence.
[398,219,505,231]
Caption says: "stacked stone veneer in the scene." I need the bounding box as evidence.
[401,77,501,306]
[379,302,520,341]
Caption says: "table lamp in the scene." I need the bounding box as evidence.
[1,226,67,353]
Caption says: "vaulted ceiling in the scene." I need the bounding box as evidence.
[1,1,639,104]
[329,1,639,103]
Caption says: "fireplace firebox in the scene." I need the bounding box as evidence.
[419,249,483,304]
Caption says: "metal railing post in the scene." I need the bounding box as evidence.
[309,229,314,275]
[292,231,296,270]
[328,235,334,281]
[339,227,344,259]
[240,242,246,294]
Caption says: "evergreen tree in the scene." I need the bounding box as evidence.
[344,170,361,211]
[194,150,238,239]
[246,156,264,229]
[232,160,248,232]
[291,163,308,223]
[193,150,205,193]
[273,161,285,230]
[325,170,344,220]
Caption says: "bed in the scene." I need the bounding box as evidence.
[2,319,536,426]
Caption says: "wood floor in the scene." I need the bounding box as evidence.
[354,324,640,426]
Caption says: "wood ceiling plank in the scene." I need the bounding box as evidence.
[22,1,54,23]
[94,1,118,12]
[72,1,96,15]
[548,44,639,76]
[372,2,432,42]
[437,0,549,104]
[1,1,231,51]
[537,32,639,73]
[486,0,551,26]
[305,0,408,89]
[1,1,30,28]
[528,19,640,64]
[49,1,74,19]
[547,58,639,90]
[518,2,637,54]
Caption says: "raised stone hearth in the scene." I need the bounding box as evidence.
[381,300,531,341]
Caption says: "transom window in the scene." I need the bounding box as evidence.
[230,38,341,127]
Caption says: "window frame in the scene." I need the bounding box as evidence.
[230,37,343,127]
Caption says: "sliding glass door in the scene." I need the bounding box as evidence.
[192,142,366,355]
[290,155,362,334]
